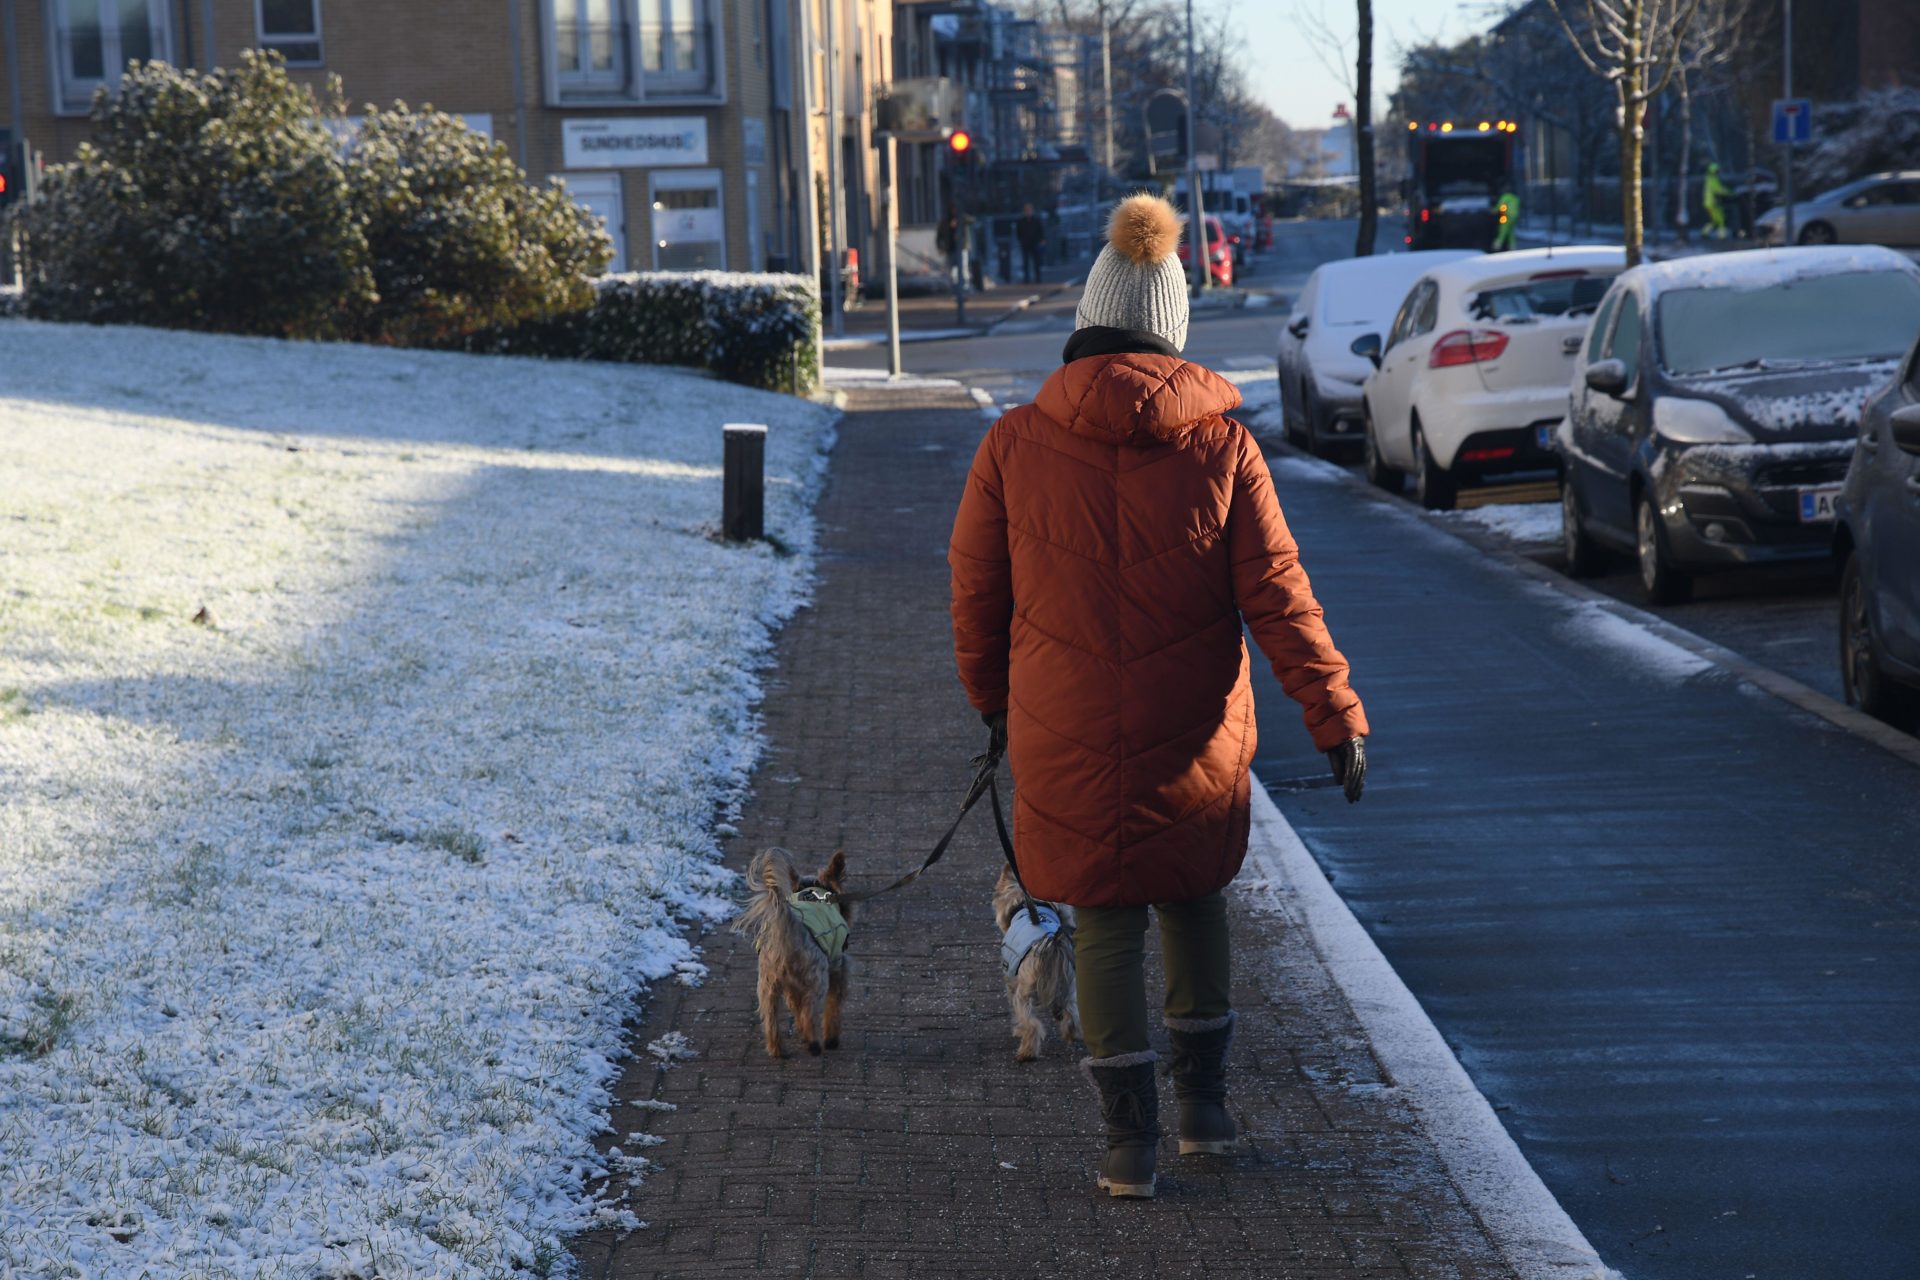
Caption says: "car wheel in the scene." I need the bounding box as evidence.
[1635,493,1694,604]
[1363,409,1404,492]
[1560,475,1605,577]
[1798,220,1837,246]
[1414,426,1457,511]
[1840,550,1919,730]
[1301,386,1325,456]
[1281,376,1305,446]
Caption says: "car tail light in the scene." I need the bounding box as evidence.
[1420,208,1431,223]
[1459,446,1516,462]
[1428,329,1510,368]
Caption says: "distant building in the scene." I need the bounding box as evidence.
[1,0,893,277]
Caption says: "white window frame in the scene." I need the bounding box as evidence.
[649,167,726,271]
[47,0,173,115]
[255,0,325,67]
[540,0,725,106]
[558,172,629,273]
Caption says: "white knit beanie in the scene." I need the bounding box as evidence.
[1074,194,1191,352]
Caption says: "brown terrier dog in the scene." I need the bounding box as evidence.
[734,847,853,1059]
[993,865,1080,1061]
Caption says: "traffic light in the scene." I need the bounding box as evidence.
[947,129,972,156]
[0,136,14,210]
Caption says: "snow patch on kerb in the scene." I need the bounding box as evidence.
[1240,785,1623,1280]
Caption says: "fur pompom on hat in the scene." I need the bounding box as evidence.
[1106,194,1183,265]
[1074,193,1190,353]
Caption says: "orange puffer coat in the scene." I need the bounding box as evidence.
[949,352,1369,908]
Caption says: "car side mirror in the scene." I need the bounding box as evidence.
[1892,404,1920,456]
[1288,315,1309,340]
[1585,358,1629,397]
[1350,332,1383,368]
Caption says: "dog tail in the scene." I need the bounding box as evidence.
[1029,927,1077,1012]
[733,847,804,952]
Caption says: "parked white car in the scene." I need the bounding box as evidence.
[1353,246,1627,508]
[1277,249,1476,455]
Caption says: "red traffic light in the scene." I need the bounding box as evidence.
[947,129,972,155]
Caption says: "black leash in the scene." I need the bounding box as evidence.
[832,734,1044,924]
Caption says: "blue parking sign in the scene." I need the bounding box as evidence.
[1772,99,1812,144]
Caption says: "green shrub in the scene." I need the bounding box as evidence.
[11,52,372,337]
[346,106,611,345]
[465,272,820,393]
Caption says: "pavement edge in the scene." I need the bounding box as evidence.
[1242,785,1624,1280]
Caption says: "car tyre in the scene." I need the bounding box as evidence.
[1281,377,1306,447]
[1798,221,1838,245]
[1840,550,1919,730]
[1635,494,1694,604]
[1363,409,1404,493]
[1560,476,1605,577]
[1414,426,1457,511]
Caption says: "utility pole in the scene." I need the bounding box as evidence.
[1099,0,1115,175]
[884,134,901,376]
[795,0,824,363]
[1182,0,1208,291]
[822,0,846,338]
[1781,0,1795,245]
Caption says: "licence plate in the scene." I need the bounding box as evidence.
[1799,486,1842,522]
[1535,424,1554,450]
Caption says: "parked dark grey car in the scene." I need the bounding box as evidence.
[1835,337,1920,729]
[1557,247,1920,603]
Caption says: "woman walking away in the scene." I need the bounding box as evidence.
[948,193,1370,1199]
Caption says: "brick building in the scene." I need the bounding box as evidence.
[1,0,890,277]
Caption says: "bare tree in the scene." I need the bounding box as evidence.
[1354,0,1376,255]
[1544,0,1702,264]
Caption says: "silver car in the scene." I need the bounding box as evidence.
[1757,171,1920,247]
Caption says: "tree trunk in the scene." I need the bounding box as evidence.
[1675,70,1692,240]
[1619,0,1646,266]
[1354,0,1377,256]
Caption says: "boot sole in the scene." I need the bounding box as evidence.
[1178,1138,1238,1156]
[1096,1174,1156,1198]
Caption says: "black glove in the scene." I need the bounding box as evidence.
[1326,735,1366,804]
[983,710,1008,759]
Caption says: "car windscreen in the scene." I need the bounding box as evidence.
[1656,270,1920,374]
[1467,271,1617,321]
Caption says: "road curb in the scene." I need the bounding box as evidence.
[1242,786,1622,1280]
[1265,440,1920,772]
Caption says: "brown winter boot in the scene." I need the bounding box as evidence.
[1166,1011,1237,1155]
[1083,1051,1160,1197]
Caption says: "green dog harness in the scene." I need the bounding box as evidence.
[787,888,849,962]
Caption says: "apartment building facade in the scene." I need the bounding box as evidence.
[1,0,889,278]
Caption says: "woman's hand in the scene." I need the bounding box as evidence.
[984,710,1008,760]
[1326,736,1366,804]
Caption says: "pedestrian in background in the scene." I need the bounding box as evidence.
[1704,163,1731,240]
[949,192,1370,1200]
[1493,186,1520,251]
[1016,203,1047,284]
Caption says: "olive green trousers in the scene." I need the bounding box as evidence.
[1073,892,1232,1059]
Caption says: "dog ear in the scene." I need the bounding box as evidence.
[821,848,847,886]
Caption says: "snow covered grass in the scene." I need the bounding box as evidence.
[1438,502,1563,545]
[1216,365,1284,435]
[0,320,837,1278]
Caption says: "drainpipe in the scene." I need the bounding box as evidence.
[507,0,529,171]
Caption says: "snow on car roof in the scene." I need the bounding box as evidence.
[1423,246,1627,293]
[1309,249,1477,323]
[1627,244,1920,291]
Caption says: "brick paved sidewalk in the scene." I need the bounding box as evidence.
[574,385,1519,1280]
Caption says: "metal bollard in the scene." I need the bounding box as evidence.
[722,423,766,542]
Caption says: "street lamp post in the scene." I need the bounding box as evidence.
[823,0,845,338]
[1781,0,1796,246]
[1182,0,1207,292]
[1099,0,1115,175]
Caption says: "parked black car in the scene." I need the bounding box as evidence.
[1556,247,1920,603]
[1835,338,1920,729]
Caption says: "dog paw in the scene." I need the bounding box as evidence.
[807,1041,823,1056]
[824,1037,840,1051]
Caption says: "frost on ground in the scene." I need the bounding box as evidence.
[0,320,837,1278]
[1438,502,1562,545]
[1215,365,1284,435]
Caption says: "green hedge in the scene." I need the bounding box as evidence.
[464,271,820,394]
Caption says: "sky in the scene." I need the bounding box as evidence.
[1217,0,1478,131]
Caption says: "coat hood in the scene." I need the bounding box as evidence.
[1033,353,1243,447]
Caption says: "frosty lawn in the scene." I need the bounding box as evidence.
[0,321,836,1277]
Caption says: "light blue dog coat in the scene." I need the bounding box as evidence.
[1000,903,1066,976]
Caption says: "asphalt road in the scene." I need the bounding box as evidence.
[826,217,1920,1278]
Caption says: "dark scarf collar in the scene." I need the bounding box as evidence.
[1061,325,1181,365]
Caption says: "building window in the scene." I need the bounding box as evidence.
[50,0,171,113]
[651,168,725,270]
[257,0,324,66]
[544,0,719,103]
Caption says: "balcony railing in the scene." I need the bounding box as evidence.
[640,22,716,98]
[554,20,717,101]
